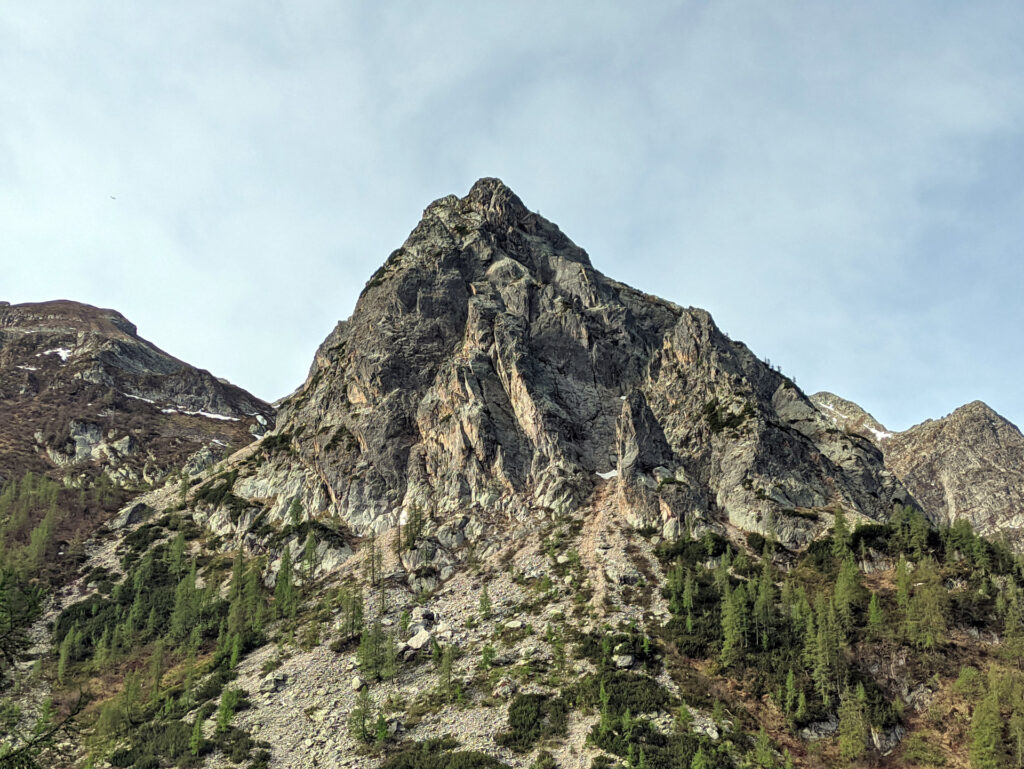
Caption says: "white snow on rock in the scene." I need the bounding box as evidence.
[16,365,38,371]
[38,347,72,361]
[595,469,618,480]
[160,408,240,421]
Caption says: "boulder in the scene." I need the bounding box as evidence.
[408,629,433,651]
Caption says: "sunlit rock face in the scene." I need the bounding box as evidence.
[270,178,910,546]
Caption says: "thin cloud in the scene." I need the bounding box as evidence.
[1,2,1023,430]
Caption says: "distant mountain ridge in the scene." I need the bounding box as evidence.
[811,391,1024,543]
[0,299,274,486]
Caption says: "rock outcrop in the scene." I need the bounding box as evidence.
[0,300,274,484]
[253,178,909,548]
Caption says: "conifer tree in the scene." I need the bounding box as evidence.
[907,557,947,649]
[190,715,204,757]
[243,560,265,635]
[720,583,748,666]
[683,569,697,634]
[837,684,869,763]
[147,639,165,705]
[57,624,77,684]
[288,498,303,528]
[170,560,200,645]
[364,533,383,587]
[216,689,240,733]
[357,620,395,680]
[479,584,492,619]
[834,557,865,634]
[275,546,296,619]
[969,689,1004,769]
[867,592,884,639]
[676,701,693,733]
[785,669,798,717]
[302,529,320,587]
[832,508,851,560]
[348,686,373,743]
[752,727,776,769]
[168,531,186,576]
[92,626,111,672]
[1009,701,1024,769]
[753,553,776,650]
[438,644,455,702]
[375,712,389,745]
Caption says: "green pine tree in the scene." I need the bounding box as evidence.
[832,508,851,560]
[274,546,296,619]
[479,584,492,619]
[969,690,1004,769]
[190,715,205,756]
[837,684,869,763]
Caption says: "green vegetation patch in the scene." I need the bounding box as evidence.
[379,737,508,769]
[495,693,569,752]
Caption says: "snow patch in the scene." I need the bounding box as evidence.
[595,469,618,480]
[38,347,72,361]
[161,408,239,421]
[16,365,38,371]
[124,393,156,404]
[865,426,893,441]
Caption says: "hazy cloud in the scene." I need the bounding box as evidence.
[3,1,1023,429]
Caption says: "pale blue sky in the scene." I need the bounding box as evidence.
[2,2,1023,430]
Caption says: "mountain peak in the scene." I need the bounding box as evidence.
[949,399,1014,426]
[276,184,910,548]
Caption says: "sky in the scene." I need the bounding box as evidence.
[2,2,1023,430]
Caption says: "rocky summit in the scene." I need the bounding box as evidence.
[271,178,909,548]
[3,180,1024,769]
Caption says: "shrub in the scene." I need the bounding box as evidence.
[495,694,569,752]
[379,737,508,769]
[574,671,672,717]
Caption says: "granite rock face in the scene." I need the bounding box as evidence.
[0,300,274,484]
[812,393,1024,545]
[264,179,910,547]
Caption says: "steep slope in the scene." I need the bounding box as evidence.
[811,392,1024,543]
[258,178,909,551]
[0,300,274,486]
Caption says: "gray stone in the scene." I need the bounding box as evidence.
[491,677,516,700]
[111,502,152,530]
[408,629,433,650]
